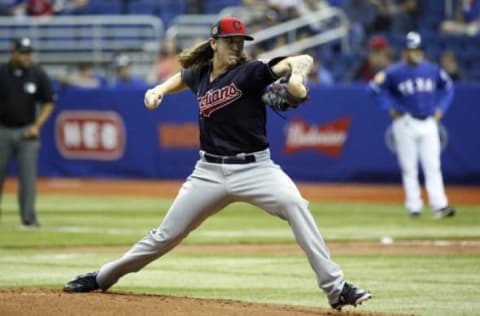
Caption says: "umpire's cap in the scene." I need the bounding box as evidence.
[405,31,422,49]
[12,37,34,53]
[211,16,254,41]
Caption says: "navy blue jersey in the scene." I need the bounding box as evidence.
[182,59,279,155]
[368,60,454,116]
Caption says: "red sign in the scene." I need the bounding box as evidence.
[55,111,126,160]
[158,123,199,148]
[284,116,351,158]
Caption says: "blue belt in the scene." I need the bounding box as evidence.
[204,153,256,164]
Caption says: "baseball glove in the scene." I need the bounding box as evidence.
[261,77,308,112]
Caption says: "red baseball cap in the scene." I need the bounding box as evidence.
[367,35,389,50]
[210,16,254,41]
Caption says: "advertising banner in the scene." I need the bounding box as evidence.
[27,84,480,184]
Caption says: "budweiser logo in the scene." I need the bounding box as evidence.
[284,116,351,158]
[198,83,242,117]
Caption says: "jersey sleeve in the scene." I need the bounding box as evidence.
[436,67,454,112]
[181,66,202,94]
[36,67,56,104]
[367,69,394,111]
[247,59,282,88]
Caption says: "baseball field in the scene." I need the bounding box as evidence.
[0,178,479,316]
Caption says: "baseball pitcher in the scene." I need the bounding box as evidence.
[64,16,371,310]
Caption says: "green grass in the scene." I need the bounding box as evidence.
[1,194,478,247]
[0,193,479,316]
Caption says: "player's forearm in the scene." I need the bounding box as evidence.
[145,72,187,110]
[271,55,313,98]
[34,103,55,128]
[151,72,187,96]
[433,109,443,121]
[271,55,313,79]
[25,102,54,139]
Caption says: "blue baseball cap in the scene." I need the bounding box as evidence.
[405,31,422,49]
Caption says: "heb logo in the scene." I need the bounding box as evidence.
[55,111,126,160]
[284,116,351,158]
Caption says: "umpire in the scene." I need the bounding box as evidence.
[0,37,55,227]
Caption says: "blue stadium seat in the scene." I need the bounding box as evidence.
[467,68,480,81]
[329,53,362,82]
[420,33,448,62]
[128,0,158,15]
[418,15,443,34]
[332,64,347,82]
[386,34,406,50]
[417,0,448,34]
[441,35,466,51]
[204,0,240,14]
[417,0,447,18]
[424,46,442,62]
[317,43,335,61]
[85,1,122,14]
[463,37,480,56]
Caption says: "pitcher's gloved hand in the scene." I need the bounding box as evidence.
[261,77,308,112]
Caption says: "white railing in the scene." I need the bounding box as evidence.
[166,6,350,58]
[247,7,350,58]
[0,8,350,76]
[0,15,163,67]
[165,14,218,48]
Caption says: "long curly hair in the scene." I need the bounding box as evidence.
[178,39,250,69]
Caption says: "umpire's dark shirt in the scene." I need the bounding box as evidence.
[0,61,55,127]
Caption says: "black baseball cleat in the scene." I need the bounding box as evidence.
[20,222,41,229]
[433,206,456,219]
[409,211,421,218]
[63,272,99,293]
[330,282,372,310]
[21,220,41,229]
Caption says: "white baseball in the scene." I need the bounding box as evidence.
[144,89,163,110]
[380,236,394,245]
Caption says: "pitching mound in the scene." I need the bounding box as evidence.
[0,289,411,316]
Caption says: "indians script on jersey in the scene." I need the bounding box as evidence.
[198,83,242,117]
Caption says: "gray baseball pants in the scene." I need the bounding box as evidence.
[96,149,345,304]
[0,125,40,225]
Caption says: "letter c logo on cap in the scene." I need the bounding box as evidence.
[232,20,242,31]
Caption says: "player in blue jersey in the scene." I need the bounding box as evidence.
[63,16,371,310]
[368,31,456,219]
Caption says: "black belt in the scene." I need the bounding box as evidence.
[398,112,429,120]
[204,153,256,164]
[411,114,429,120]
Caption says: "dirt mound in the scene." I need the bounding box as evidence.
[0,289,411,316]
